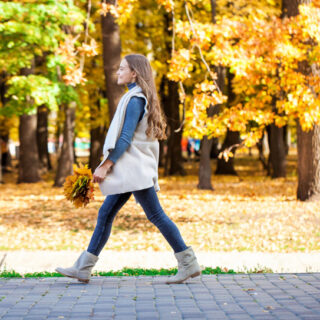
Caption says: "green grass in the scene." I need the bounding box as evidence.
[0,266,274,278]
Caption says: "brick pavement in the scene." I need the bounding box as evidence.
[0,273,319,320]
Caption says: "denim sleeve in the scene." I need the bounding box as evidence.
[106,96,145,164]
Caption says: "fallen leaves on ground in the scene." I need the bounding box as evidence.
[0,151,319,252]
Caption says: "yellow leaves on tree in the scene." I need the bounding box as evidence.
[78,39,99,57]
[63,163,94,208]
[57,35,98,86]
[99,0,137,24]
[160,0,320,147]
[156,0,174,13]
[167,49,193,82]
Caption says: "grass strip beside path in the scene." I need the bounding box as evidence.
[0,266,274,278]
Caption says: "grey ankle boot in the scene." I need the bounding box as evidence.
[166,246,201,284]
[55,251,98,283]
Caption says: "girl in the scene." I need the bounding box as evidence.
[56,54,201,284]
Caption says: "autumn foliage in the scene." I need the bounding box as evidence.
[156,0,320,147]
[63,163,94,208]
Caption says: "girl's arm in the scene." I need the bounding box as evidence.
[93,96,145,183]
[107,96,145,163]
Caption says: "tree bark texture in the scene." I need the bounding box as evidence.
[266,123,287,178]
[198,136,214,189]
[101,0,123,121]
[198,65,225,189]
[54,105,75,187]
[18,63,41,183]
[37,105,52,173]
[282,0,319,200]
[18,114,41,183]
[160,12,186,176]
[215,130,240,175]
[162,78,186,176]
[215,68,239,175]
[89,125,107,170]
[297,122,320,200]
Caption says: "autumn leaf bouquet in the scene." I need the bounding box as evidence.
[63,163,94,208]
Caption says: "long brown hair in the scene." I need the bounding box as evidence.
[124,54,167,140]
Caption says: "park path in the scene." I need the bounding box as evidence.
[1,251,320,274]
[0,273,320,320]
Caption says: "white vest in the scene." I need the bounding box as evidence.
[97,85,160,205]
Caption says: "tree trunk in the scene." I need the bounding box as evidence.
[198,66,225,188]
[0,72,7,180]
[37,105,52,173]
[89,125,106,170]
[158,140,166,167]
[215,130,240,175]
[18,114,41,183]
[161,77,186,176]
[89,93,107,170]
[210,138,220,159]
[282,0,318,200]
[101,0,123,121]
[281,0,300,18]
[264,0,299,178]
[257,132,269,171]
[297,123,320,200]
[0,138,2,183]
[160,12,186,176]
[198,136,214,189]
[54,104,76,187]
[215,68,239,175]
[18,63,41,183]
[54,108,62,157]
[266,123,287,178]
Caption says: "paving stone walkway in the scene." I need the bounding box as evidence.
[0,273,320,320]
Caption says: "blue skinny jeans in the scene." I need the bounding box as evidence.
[87,186,188,256]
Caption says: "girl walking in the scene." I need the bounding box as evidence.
[56,54,201,284]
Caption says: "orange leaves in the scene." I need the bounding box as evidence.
[156,0,174,12]
[167,49,193,82]
[78,39,98,57]
[63,163,94,208]
[99,0,136,24]
[99,2,119,17]
[56,37,77,62]
[2,155,320,252]
[164,0,320,140]
[63,67,87,87]
[240,130,264,148]
[57,36,98,87]
[191,80,227,115]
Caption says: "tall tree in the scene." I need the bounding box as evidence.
[198,67,224,187]
[162,11,186,176]
[37,105,52,173]
[19,114,40,183]
[282,0,320,200]
[101,0,124,120]
[89,92,107,170]
[18,65,41,183]
[198,0,224,189]
[266,116,287,178]
[0,1,87,184]
[161,77,186,176]
[215,69,240,175]
[54,103,76,186]
[265,2,293,179]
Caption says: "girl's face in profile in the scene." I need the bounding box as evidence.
[116,59,136,85]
